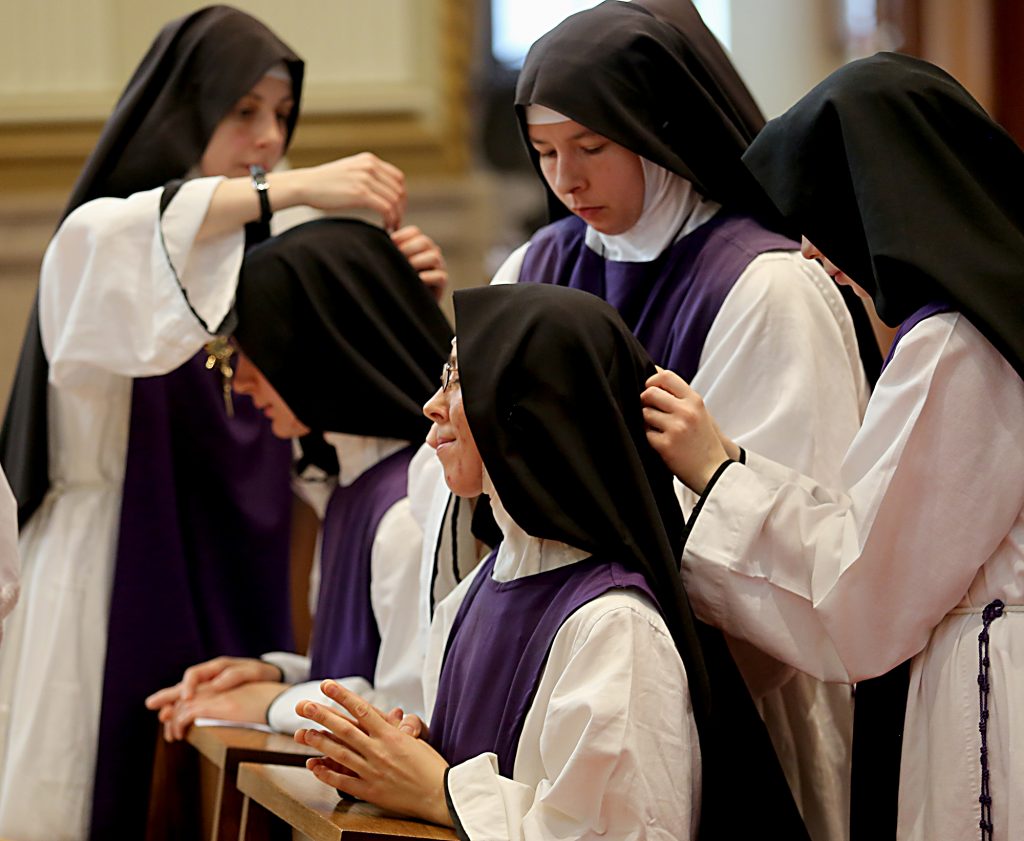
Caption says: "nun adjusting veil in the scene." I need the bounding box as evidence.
[743,52,1024,379]
[234,218,452,440]
[454,283,810,841]
[0,5,304,526]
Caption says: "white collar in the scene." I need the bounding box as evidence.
[482,472,590,582]
[584,159,721,262]
[323,432,409,487]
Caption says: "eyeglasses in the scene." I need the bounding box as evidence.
[441,360,460,393]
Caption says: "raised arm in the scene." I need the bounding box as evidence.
[650,314,1024,682]
[40,177,242,390]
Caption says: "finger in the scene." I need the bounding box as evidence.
[383,707,404,727]
[389,225,420,246]
[398,714,423,738]
[405,249,444,272]
[297,700,374,754]
[145,685,182,710]
[319,680,390,736]
[644,369,691,397]
[171,704,196,741]
[641,406,670,433]
[300,729,370,776]
[640,384,684,413]
[157,704,176,724]
[210,665,254,691]
[308,755,356,778]
[307,758,372,800]
[418,271,447,299]
[359,152,406,186]
[368,182,405,232]
[181,659,228,699]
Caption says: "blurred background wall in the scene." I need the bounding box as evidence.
[0,0,1019,403]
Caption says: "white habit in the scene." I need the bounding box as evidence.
[0,178,244,841]
[682,312,1024,841]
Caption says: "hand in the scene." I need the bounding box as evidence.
[156,681,287,742]
[285,152,406,231]
[145,656,281,712]
[641,369,736,493]
[397,712,428,739]
[391,226,448,300]
[294,680,452,827]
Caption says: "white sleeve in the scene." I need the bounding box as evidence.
[267,498,426,735]
[261,651,311,686]
[683,313,1024,683]
[445,592,699,841]
[266,676,371,734]
[365,499,427,718]
[489,242,529,286]
[0,469,19,641]
[681,251,868,695]
[691,251,867,487]
[39,177,245,390]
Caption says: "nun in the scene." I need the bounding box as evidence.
[0,7,431,839]
[457,3,869,837]
[292,284,809,841]
[643,53,1024,841]
[145,217,451,735]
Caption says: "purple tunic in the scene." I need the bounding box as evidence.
[90,351,294,840]
[428,550,657,775]
[518,213,797,380]
[308,444,416,681]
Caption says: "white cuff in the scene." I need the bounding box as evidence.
[266,676,374,734]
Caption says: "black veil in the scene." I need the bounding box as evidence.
[743,52,1024,379]
[234,218,452,440]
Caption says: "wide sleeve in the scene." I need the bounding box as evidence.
[683,313,1024,683]
[689,251,867,488]
[39,177,244,390]
[444,592,700,841]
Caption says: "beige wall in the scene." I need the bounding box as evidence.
[729,0,847,118]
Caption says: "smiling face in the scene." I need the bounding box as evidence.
[527,118,645,235]
[232,350,311,439]
[422,340,484,497]
[199,74,295,178]
[801,237,871,300]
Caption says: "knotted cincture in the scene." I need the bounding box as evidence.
[977,598,1005,841]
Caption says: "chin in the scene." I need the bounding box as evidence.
[588,219,632,236]
[444,471,484,499]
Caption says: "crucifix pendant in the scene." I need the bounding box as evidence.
[203,337,236,418]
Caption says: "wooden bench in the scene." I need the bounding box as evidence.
[147,724,319,841]
[236,762,457,841]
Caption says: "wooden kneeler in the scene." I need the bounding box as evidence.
[147,725,318,841]
[236,763,458,841]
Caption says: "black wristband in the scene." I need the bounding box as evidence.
[249,164,272,224]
